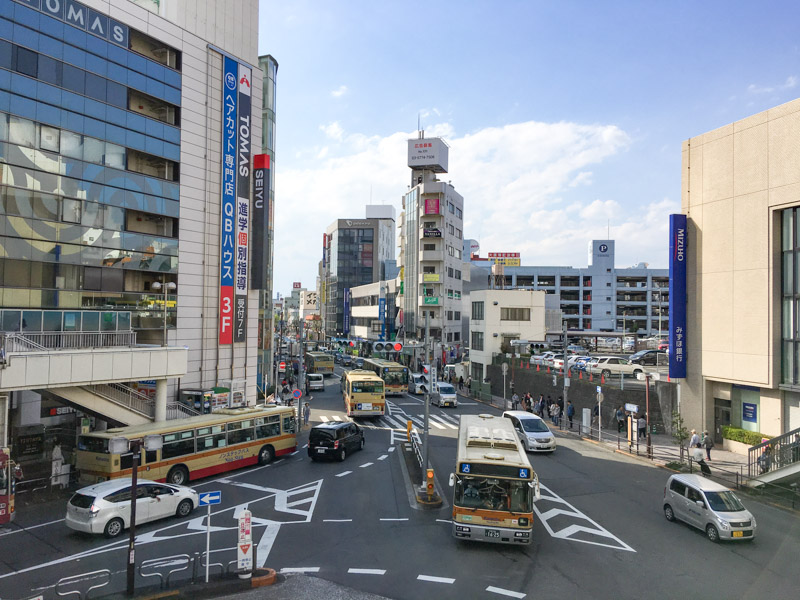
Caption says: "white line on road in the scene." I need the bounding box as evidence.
[320,416,329,422]
[487,586,526,598]
[332,416,343,421]
[335,471,353,477]
[379,518,408,521]
[377,455,388,461]
[348,568,386,575]
[0,518,65,537]
[388,446,395,452]
[322,519,352,522]
[290,451,299,455]
[418,575,455,584]
[280,567,320,573]
[436,519,452,524]
[359,462,373,468]
[256,523,281,567]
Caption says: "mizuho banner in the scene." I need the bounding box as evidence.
[668,213,687,379]
[234,64,252,343]
[219,56,238,345]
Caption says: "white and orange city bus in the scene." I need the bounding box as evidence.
[75,405,297,485]
[342,369,385,418]
[362,358,409,395]
[450,414,541,545]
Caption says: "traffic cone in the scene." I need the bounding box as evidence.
[536,364,540,372]
[547,366,550,374]
[579,370,583,380]
[589,372,593,382]
[520,360,524,368]
[568,369,572,378]
[526,361,530,369]
[601,373,605,384]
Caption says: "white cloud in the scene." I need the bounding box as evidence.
[331,85,348,98]
[747,75,797,95]
[320,121,344,141]
[273,119,677,293]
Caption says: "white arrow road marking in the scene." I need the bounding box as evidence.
[533,484,635,552]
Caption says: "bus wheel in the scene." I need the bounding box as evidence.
[258,445,275,465]
[167,465,189,485]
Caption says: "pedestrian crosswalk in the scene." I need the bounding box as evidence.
[313,405,460,432]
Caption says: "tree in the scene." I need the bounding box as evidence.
[500,340,512,355]
[671,410,690,462]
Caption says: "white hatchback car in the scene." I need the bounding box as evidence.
[502,411,557,453]
[66,478,199,538]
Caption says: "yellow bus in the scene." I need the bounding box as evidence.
[306,351,334,376]
[75,405,297,486]
[449,414,540,545]
[362,358,409,395]
[342,369,385,418]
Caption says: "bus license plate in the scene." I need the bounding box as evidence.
[485,530,500,539]
[732,531,743,538]
[361,403,372,411]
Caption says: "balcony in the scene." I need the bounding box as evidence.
[421,249,445,262]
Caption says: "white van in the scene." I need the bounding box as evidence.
[431,382,458,407]
[306,373,324,392]
[408,373,429,394]
[662,474,756,543]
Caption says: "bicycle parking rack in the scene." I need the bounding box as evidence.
[139,553,192,588]
[55,569,111,600]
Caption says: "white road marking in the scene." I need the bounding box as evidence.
[290,451,299,455]
[333,416,343,421]
[348,568,386,575]
[322,519,352,522]
[533,484,635,552]
[320,416,329,422]
[418,575,455,584]
[398,403,419,406]
[436,519,452,524]
[336,471,353,477]
[427,419,445,430]
[430,415,457,429]
[388,446,395,452]
[380,518,408,521]
[487,586,526,598]
[359,462,373,468]
[256,524,281,567]
[377,455,388,461]
[280,567,320,573]
[0,518,64,537]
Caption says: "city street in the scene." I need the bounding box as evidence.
[0,367,798,600]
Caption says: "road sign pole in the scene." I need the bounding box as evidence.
[205,504,211,583]
[422,312,430,488]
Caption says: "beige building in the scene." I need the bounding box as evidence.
[682,97,800,440]
[469,290,548,383]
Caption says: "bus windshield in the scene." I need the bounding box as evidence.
[383,370,407,386]
[454,476,531,513]
[352,381,383,393]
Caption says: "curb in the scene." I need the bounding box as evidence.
[251,568,278,588]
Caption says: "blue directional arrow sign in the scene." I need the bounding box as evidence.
[199,491,222,506]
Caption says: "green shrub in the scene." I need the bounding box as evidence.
[721,426,770,446]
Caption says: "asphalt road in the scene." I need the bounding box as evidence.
[0,365,798,600]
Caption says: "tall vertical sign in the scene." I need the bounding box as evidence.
[234,64,252,343]
[668,214,687,379]
[250,154,270,289]
[219,56,238,345]
[342,288,351,335]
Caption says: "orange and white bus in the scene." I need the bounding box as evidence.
[449,414,540,545]
[306,351,334,376]
[342,369,385,418]
[76,405,297,486]
[362,358,408,395]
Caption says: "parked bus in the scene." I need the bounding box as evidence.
[306,351,334,376]
[75,405,297,486]
[342,369,385,418]
[449,414,540,545]
[362,358,409,395]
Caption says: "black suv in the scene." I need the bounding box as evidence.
[308,422,365,462]
[629,350,668,366]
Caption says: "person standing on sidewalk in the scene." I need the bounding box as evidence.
[552,403,561,427]
[303,402,311,428]
[702,430,714,461]
[615,406,625,433]
[566,400,575,429]
[511,392,520,411]
[637,414,647,439]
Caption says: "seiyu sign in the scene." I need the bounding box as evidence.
[250,154,269,290]
[668,214,687,379]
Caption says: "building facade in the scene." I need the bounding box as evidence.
[398,135,464,346]
[0,0,263,446]
[681,97,800,439]
[469,240,669,336]
[321,211,395,338]
[348,277,399,343]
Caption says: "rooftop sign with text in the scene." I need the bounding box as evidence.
[407,137,449,173]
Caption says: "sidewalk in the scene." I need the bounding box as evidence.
[460,391,750,475]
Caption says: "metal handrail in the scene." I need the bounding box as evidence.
[2,331,137,351]
[140,554,192,588]
[167,401,202,419]
[1,332,48,352]
[410,428,424,468]
[747,425,800,478]
[84,384,154,418]
[55,569,111,600]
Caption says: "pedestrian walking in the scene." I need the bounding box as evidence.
[692,442,711,476]
[552,403,561,427]
[303,402,311,427]
[688,429,700,451]
[511,392,520,411]
[637,414,647,439]
[458,376,464,391]
[615,406,625,433]
[546,396,552,419]
[702,430,714,460]
[566,400,575,429]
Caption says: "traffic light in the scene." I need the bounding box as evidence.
[374,342,387,352]
[392,342,403,352]
[426,468,435,499]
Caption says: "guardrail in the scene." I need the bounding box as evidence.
[1,330,137,352]
[167,401,202,419]
[84,383,154,419]
[140,554,192,588]
[410,427,423,468]
[747,426,800,479]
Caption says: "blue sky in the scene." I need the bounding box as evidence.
[259,0,800,294]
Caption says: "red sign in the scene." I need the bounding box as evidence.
[488,252,520,258]
[219,286,233,344]
[293,282,301,289]
[424,198,440,215]
[279,361,286,370]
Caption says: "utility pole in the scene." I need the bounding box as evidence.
[562,320,569,430]
[422,312,431,487]
[298,317,304,431]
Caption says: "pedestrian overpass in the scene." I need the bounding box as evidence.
[746,426,800,488]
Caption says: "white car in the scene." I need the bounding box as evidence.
[530,351,557,366]
[431,382,458,407]
[306,373,324,391]
[502,411,557,453]
[66,478,198,538]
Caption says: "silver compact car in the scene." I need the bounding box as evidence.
[66,478,199,538]
[663,474,756,542]
[502,411,556,453]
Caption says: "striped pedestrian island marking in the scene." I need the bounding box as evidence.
[348,568,386,575]
[418,574,455,584]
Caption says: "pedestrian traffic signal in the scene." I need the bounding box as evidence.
[426,468,435,498]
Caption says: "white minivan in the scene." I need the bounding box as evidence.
[662,474,756,543]
[431,382,458,407]
[306,373,324,392]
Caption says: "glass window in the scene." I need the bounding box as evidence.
[471,331,484,351]
[81,202,103,227]
[1,310,21,331]
[101,311,116,331]
[471,301,484,321]
[84,72,107,102]
[61,130,83,159]
[9,116,35,147]
[104,143,125,169]
[0,40,12,70]
[38,54,62,86]
[15,46,38,78]
[39,125,60,153]
[82,311,99,331]
[42,311,62,331]
[62,64,85,95]
[118,312,131,330]
[83,137,104,164]
[62,198,81,223]
[32,192,59,220]
[63,311,80,331]
[106,81,128,108]
[21,310,42,332]
[5,187,33,217]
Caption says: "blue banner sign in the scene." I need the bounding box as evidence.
[219,56,238,345]
[668,214,687,379]
[342,288,351,335]
[743,402,757,423]
[379,297,386,341]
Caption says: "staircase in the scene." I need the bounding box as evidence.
[747,426,800,487]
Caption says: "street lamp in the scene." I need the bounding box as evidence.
[109,434,163,597]
[151,281,177,347]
